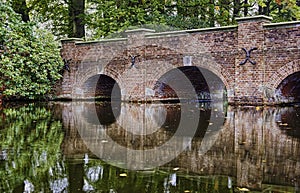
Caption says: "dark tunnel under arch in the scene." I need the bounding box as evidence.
[153,66,226,102]
[82,74,121,100]
[276,71,300,103]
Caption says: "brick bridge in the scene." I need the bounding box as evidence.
[58,15,300,104]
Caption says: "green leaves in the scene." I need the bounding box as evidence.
[0,3,63,100]
[6,0,299,40]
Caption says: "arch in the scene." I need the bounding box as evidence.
[152,66,227,101]
[194,60,231,95]
[80,74,121,100]
[264,59,300,103]
[267,59,300,90]
[275,71,300,103]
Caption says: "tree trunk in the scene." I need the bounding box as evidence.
[68,0,85,38]
[11,0,30,22]
[243,0,248,17]
[233,0,241,18]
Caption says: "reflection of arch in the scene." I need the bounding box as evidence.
[82,102,121,126]
[81,74,121,99]
[276,107,300,139]
[72,100,225,170]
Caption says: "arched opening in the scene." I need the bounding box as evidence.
[82,74,121,100]
[276,71,300,103]
[153,66,226,101]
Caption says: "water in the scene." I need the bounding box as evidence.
[0,102,299,193]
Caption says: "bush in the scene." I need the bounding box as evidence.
[0,3,63,100]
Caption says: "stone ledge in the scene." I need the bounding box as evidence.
[145,25,237,39]
[263,20,300,29]
[236,15,273,22]
[185,25,237,33]
[125,28,155,34]
[145,30,186,38]
[74,38,128,45]
[61,38,84,43]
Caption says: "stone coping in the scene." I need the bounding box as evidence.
[236,15,273,22]
[125,28,155,33]
[61,38,84,43]
[185,25,237,33]
[145,25,237,38]
[264,20,300,29]
[75,38,128,45]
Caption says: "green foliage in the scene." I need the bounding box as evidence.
[5,0,300,40]
[269,0,300,22]
[85,0,300,39]
[0,3,63,100]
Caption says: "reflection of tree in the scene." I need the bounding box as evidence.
[0,104,64,192]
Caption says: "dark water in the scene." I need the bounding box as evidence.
[0,102,299,193]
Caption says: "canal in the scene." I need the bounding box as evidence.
[0,101,299,192]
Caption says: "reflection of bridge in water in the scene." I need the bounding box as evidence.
[59,102,300,191]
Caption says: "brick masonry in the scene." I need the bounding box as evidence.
[58,16,300,105]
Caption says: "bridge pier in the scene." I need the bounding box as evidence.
[233,16,272,105]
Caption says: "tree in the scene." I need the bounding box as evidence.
[0,3,64,100]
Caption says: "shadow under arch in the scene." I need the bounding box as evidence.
[153,66,226,102]
[276,71,300,103]
[82,74,121,100]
